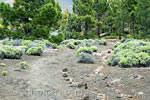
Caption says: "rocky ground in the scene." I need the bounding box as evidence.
[0,39,150,100]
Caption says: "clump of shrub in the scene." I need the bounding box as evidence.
[99,40,107,45]
[17,61,28,69]
[90,46,98,52]
[108,39,150,67]
[60,39,107,49]
[26,47,43,56]
[75,46,98,64]
[0,46,23,59]
[0,63,6,67]
[67,42,76,49]
[2,71,7,76]
[77,52,94,64]
[76,47,92,56]
[21,40,32,47]
[3,40,13,45]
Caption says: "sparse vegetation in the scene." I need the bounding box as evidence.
[26,47,43,56]
[17,61,28,69]
[0,63,5,67]
[2,71,7,76]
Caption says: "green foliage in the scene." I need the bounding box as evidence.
[61,39,106,49]
[26,47,43,56]
[90,46,98,52]
[77,52,94,64]
[0,0,62,39]
[76,47,92,56]
[49,33,64,44]
[51,43,58,49]
[0,46,23,59]
[67,42,76,49]
[17,61,28,69]
[3,40,13,45]
[0,63,5,67]
[98,40,107,45]
[108,39,150,67]
[2,71,7,76]
[21,40,32,47]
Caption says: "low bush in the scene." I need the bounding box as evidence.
[17,61,28,69]
[49,32,64,44]
[90,46,98,52]
[0,46,23,59]
[2,71,7,76]
[3,40,13,46]
[108,39,150,67]
[60,39,106,49]
[21,40,32,47]
[0,63,5,67]
[77,52,94,64]
[26,47,43,56]
[67,42,76,49]
[76,47,92,56]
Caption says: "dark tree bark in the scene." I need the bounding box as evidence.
[24,18,31,34]
[122,21,125,37]
[84,22,88,37]
[132,18,135,34]
[97,15,101,38]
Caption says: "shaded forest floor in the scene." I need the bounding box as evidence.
[0,39,150,100]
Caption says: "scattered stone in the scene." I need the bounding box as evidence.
[78,82,88,89]
[80,95,90,100]
[111,79,121,84]
[94,66,104,75]
[97,93,106,100]
[116,96,122,98]
[138,92,144,95]
[14,69,21,72]
[128,74,144,79]
[102,76,108,80]
[108,50,111,53]
[65,78,70,81]
[63,73,68,78]
[62,68,68,72]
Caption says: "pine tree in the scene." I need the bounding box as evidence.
[0,0,62,38]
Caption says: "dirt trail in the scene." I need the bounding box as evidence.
[0,40,150,100]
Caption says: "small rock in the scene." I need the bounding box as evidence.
[116,96,122,98]
[138,92,144,95]
[128,74,144,79]
[63,68,68,72]
[65,78,70,81]
[78,82,88,89]
[102,76,108,80]
[128,95,133,98]
[97,93,106,100]
[108,50,111,53]
[63,73,68,78]
[111,79,121,84]
[80,96,90,100]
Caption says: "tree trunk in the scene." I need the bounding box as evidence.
[119,33,122,40]
[84,22,88,37]
[97,15,101,38]
[110,24,113,33]
[122,21,125,37]
[136,29,139,35]
[79,23,82,32]
[24,18,31,34]
[132,18,135,34]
